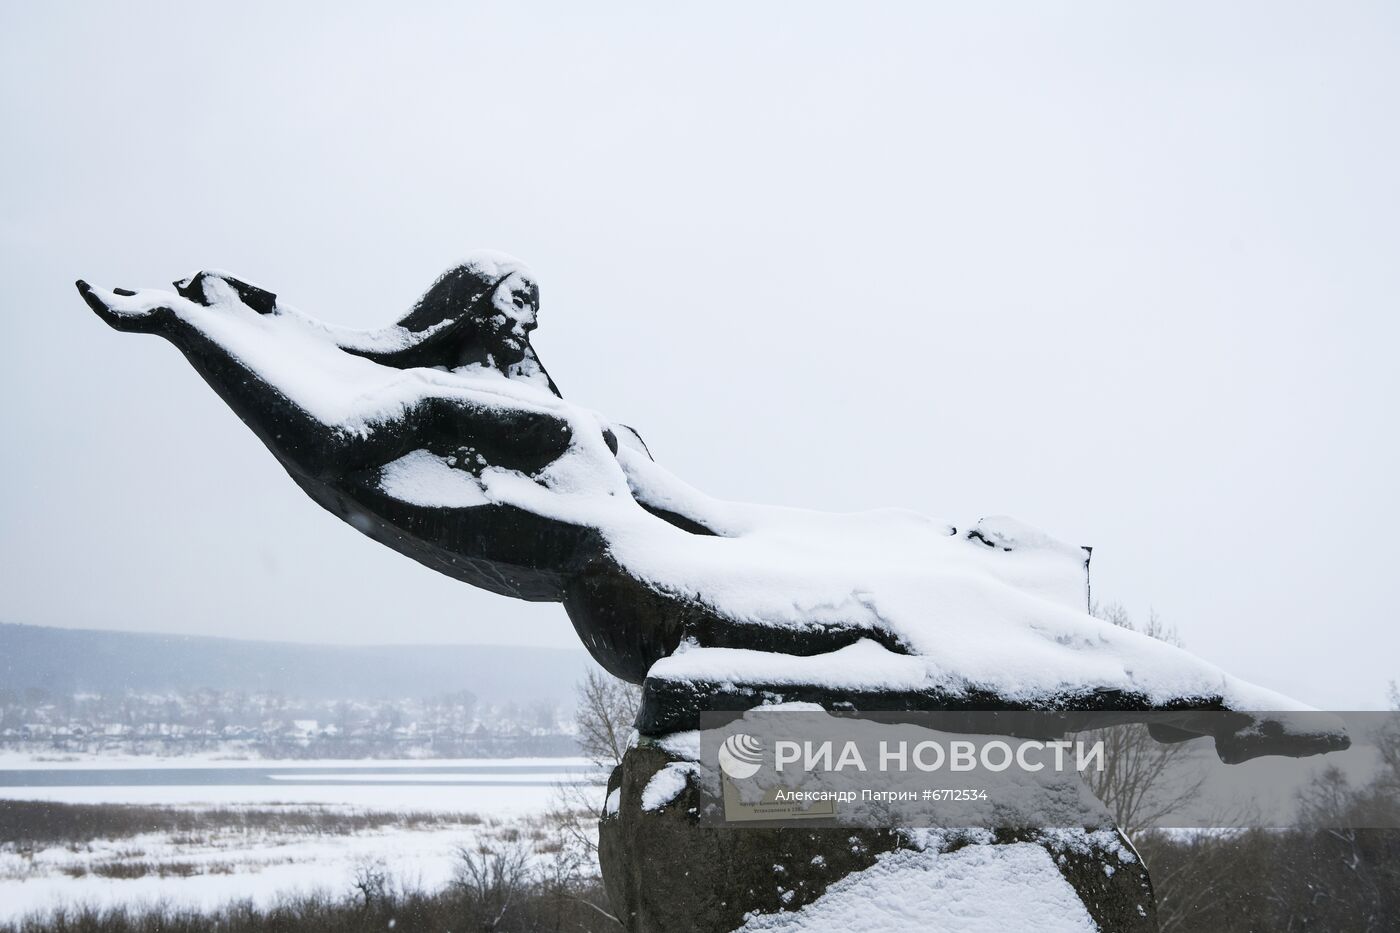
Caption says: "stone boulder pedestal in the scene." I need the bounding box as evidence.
[599,743,1158,933]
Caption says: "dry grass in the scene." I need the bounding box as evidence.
[3,874,620,933]
[58,860,238,880]
[0,800,481,849]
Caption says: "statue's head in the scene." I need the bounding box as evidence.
[378,253,542,371]
[479,269,540,366]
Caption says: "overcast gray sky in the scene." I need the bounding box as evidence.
[2,2,1396,708]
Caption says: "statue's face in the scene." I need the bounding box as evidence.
[481,271,540,364]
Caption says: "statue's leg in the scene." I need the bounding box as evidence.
[600,743,1157,933]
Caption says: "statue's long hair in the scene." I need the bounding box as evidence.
[345,264,557,395]
[396,263,501,339]
[350,264,499,369]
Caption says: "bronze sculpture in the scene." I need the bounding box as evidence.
[78,254,1347,931]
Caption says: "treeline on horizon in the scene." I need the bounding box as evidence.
[0,686,579,759]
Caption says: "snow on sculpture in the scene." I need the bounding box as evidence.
[78,253,1346,932]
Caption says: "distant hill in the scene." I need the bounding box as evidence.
[0,623,594,704]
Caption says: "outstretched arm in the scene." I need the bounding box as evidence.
[78,271,603,602]
[77,273,573,482]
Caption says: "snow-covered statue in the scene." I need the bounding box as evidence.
[78,254,1346,933]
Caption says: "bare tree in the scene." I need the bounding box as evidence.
[454,839,533,930]
[549,780,608,864]
[1379,681,1400,793]
[548,669,643,867]
[1090,601,1180,647]
[1084,722,1210,837]
[349,857,393,911]
[1082,603,1206,836]
[573,668,641,769]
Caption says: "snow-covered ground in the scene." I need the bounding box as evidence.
[0,756,605,924]
[736,843,1098,933]
[2,819,489,921]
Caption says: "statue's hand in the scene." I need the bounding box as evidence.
[76,280,175,334]
[173,271,278,314]
[77,271,276,336]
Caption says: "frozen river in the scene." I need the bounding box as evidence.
[0,755,603,813]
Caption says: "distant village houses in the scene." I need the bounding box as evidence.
[0,687,577,759]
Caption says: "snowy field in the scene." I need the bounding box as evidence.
[0,756,606,924]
